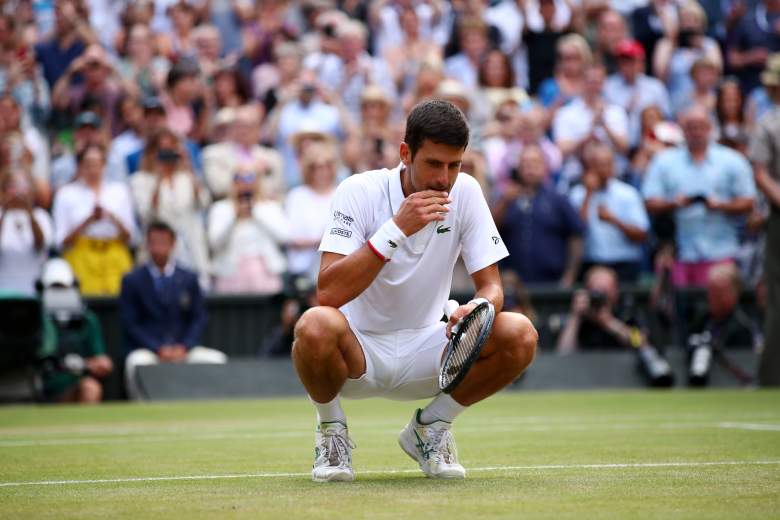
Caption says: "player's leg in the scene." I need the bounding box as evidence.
[292,306,366,482]
[399,312,537,479]
[450,311,537,406]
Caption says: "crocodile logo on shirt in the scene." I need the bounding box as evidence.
[436,225,451,234]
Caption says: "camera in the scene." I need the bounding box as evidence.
[588,290,607,311]
[238,191,254,203]
[157,148,180,163]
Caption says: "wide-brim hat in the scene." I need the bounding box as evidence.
[290,120,335,152]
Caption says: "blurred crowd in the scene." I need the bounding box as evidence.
[0,0,778,368]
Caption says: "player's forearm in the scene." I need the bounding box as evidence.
[316,246,386,308]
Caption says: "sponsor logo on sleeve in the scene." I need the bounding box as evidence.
[492,236,500,245]
[330,227,352,238]
[388,240,398,248]
[333,211,354,227]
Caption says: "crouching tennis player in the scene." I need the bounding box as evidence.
[293,100,538,482]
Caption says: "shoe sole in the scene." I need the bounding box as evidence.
[311,470,355,483]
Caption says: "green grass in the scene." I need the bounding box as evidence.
[1,390,779,519]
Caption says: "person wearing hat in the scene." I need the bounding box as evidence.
[49,109,108,191]
[51,44,125,135]
[748,52,780,386]
[604,39,671,147]
[37,258,113,403]
[343,85,398,173]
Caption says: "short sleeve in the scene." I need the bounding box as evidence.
[458,175,509,274]
[729,151,757,199]
[642,152,668,200]
[318,176,371,256]
[748,120,772,166]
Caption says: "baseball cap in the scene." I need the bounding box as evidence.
[75,111,102,129]
[616,39,645,60]
[40,258,76,288]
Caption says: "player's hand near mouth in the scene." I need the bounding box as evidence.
[393,190,451,236]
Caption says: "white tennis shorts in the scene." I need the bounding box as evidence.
[340,321,448,401]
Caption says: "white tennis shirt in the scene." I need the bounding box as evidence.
[319,163,508,333]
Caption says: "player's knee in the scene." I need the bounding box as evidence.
[293,306,344,360]
[497,313,538,376]
[78,377,102,404]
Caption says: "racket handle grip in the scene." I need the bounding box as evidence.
[444,299,459,319]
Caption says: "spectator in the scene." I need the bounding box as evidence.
[653,1,722,114]
[748,53,780,386]
[120,221,226,401]
[0,29,50,132]
[594,9,629,74]
[156,0,198,61]
[672,56,720,116]
[553,62,629,189]
[343,85,399,174]
[38,258,113,403]
[269,68,347,187]
[51,44,127,135]
[727,0,780,97]
[0,94,49,203]
[105,96,144,183]
[643,105,756,288]
[130,128,211,288]
[400,55,445,115]
[116,23,170,99]
[0,171,52,295]
[203,104,284,200]
[285,142,338,282]
[253,41,304,114]
[716,77,749,148]
[211,65,251,110]
[49,110,108,191]
[162,58,207,143]
[444,18,489,89]
[34,0,96,88]
[475,49,528,117]
[315,19,396,120]
[52,143,136,295]
[523,0,574,96]
[687,263,757,386]
[383,6,442,96]
[208,171,290,294]
[125,96,203,178]
[556,265,673,385]
[191,24,223,80]
[570,143,649,283]
[538,33,591,110]
[630,0,678,74]
[604,39,671,147]
[492,144,584,287]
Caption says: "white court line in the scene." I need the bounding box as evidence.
[717,422,780,432]
[1,460,778,488]
[2,421,777,448]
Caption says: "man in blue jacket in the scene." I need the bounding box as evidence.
[119,221,226,399]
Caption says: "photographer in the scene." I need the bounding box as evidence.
[130,127,210,289]
[208,170,289,294]
[38,258,113,404]
[556,266,673,386]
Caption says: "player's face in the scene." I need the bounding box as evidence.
[400,139,464,194]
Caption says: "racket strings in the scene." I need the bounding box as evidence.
[443,307,491,382]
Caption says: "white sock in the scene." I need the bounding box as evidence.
[419,393,467,424]
[311,395,346,425]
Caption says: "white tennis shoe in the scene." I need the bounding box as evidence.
[398,409,466,479]
[312,421,355,482]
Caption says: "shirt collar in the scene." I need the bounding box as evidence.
[148,260,175,278]
[389,162,406,215]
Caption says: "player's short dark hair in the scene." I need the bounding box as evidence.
[404,100,469,159]
[146,220,176,241]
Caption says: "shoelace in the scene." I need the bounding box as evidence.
[424,427,458,465]
[317,430,356,468]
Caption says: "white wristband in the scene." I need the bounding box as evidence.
[368,218,407,261]
[468,298,489,307]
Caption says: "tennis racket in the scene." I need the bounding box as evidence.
[439,299,496,393]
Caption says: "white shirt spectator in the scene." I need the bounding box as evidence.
[444,53,479,89]
[0,208,53,295]
[207,199,290,281]
[604,73,671,146]
[315,52,396,119]
[285,184,335,279]
[52,179,137,247]
[106,129,144,182]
